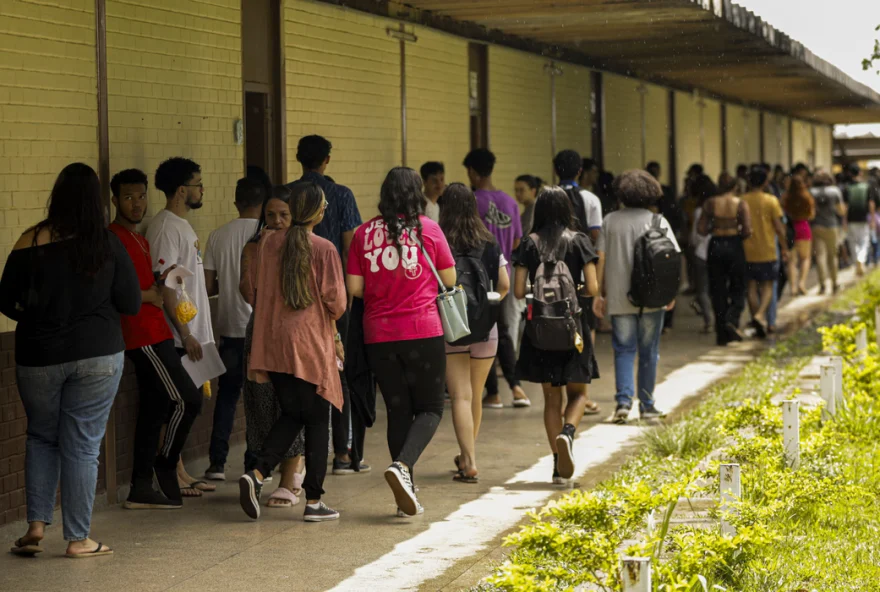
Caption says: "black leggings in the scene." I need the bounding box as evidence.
[127,340,202,489]
[367,337,446,472]
[257,373,331,501]
[708,236,747,340]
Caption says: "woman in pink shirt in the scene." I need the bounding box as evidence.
[347,167,456,517]
[238,181,346,523]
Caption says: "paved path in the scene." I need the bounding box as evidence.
[0,269,852,592]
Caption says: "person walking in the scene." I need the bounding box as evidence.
[514,174,543,235]
[463,148,530,408]
[346,167,455,516]
[844,164,880,277]
[688,176,715,333]
[740,166,789,338]
[202,177,263,481]
[2,163,140,558]
[420,161,446,222]
[108,169,203,510]
[239,185,306,508]
[514,186,599,483]
[145,157,216,496]
[439,183,510,484]
[593,171,679,424]
[782,177,816,296]
[698,176,752,345]
[238,181,346,523]
[809,170,844,294]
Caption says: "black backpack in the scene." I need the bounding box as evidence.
[525,233,583,352]
[449,244,498,346]
[562,185,590,234]
[628,214,682,310]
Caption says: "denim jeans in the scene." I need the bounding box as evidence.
[16,352,124,541]
[611,311,664,409]
[768,242,781,329]
[210,337,245,467]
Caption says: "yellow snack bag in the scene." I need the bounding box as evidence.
[203,381,212,398]
[174,282,198,325]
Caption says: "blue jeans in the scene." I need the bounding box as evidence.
[16,353,124,541]
[611,311,664,409]
[768,242,781,328]
[210,337,245,467]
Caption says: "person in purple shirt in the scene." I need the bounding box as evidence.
[463,149,530,408]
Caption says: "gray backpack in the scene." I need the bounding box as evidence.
[525,234,582,352]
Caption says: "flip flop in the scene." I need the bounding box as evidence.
[179,483,203,497]
[10,538,42,556]
[66,542,113,558]
[583,401,601,415]
[191,480,215,492]
[453,469,479,484]
[453,455,461,471]
[267,487,299,508]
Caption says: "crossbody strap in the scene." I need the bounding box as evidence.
[409,231,445,291]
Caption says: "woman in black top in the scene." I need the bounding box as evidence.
[513,186,599,485]
[0,163,140,558]
[440,183,510,483]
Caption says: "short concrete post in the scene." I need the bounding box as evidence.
[782,401,800,470]
[856,327,868,352]
[620,557,651,592]
[830,356,843,400]
[720,463,741,536]
[820,365,837,420]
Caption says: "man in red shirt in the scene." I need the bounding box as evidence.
[109,169,203,509]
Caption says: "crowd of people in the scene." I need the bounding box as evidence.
[3,131,876,558]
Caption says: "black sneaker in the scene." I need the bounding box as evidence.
[385,462,419,516]
[238,471,262,520]
[205,464,226,481]
[555,432,575,479]
[124,487,181,510]
[613,404,632,425]
[303,501,340,522]
[640,406,667,420]
[154,466,182,504]
[332,459,372,475]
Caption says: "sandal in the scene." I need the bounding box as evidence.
[10,537,42,556]
[178,479,203,497]
[583,401,601,415]
[66,542,113,558]
[453,469,479,484]
[453,455,461,471]
[267,487,299,508]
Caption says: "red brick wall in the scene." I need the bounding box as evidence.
[0,331,245,527]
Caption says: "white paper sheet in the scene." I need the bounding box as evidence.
[181,342,226,386]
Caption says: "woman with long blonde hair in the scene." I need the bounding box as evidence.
[238,181,346,523]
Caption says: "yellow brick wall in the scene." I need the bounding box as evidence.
[674,91,701,187]
[604,75,669,184]
[555,63,592,161]
[0,0,98,332]
[724,105,745,172]
[814,124,832,172]
[702,98,722,182]
[284,0,401,219]
[791,119,814,168]
[644,86,670,186]
[489,46,552,195]
[106,0,243,246]
[744,107,761,165]
[406,27,469,187]
[762,113,791,168]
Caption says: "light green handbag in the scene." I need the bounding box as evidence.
[414,234,471,343]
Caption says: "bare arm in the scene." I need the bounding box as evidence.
[438,267,456,289]
[697,200,711,236]
[773,217,790,261]
[595,251,606,298]
[204,269,218,298]
[239,243,258,305]
[582,262,598,297]
[513,266,528,300]
[497,265,510,300]
[588,228,600,244]
[342,230,355,272]
[513,237,521,251]
[346,274,365,299]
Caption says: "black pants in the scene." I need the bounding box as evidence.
[257,373,330,501]
[331,310,351,456]
[209,337,245,467]
[485,306,520,396]
[707,236,747,342]
[128,340,203,488]
[367,337,446,472]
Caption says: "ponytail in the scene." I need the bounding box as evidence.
[280,181,324,310]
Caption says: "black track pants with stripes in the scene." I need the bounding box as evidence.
[127,340,203,488]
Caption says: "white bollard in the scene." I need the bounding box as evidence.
[830,356,843,401]
[856,327,868,352]
[719,463,741,536]
[620,557,652,592]
[782,400,800,470]
[820,365,837,420]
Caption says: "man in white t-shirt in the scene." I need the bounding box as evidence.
[201,176,264,481]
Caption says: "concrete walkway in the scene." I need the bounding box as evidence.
[0,269,853,592]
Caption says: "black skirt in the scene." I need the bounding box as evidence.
[516,297,600,386]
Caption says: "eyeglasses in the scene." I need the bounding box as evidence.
[322,199,329,209]
[185,183,204,189]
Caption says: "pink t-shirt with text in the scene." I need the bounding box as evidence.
[347,215,455,344]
